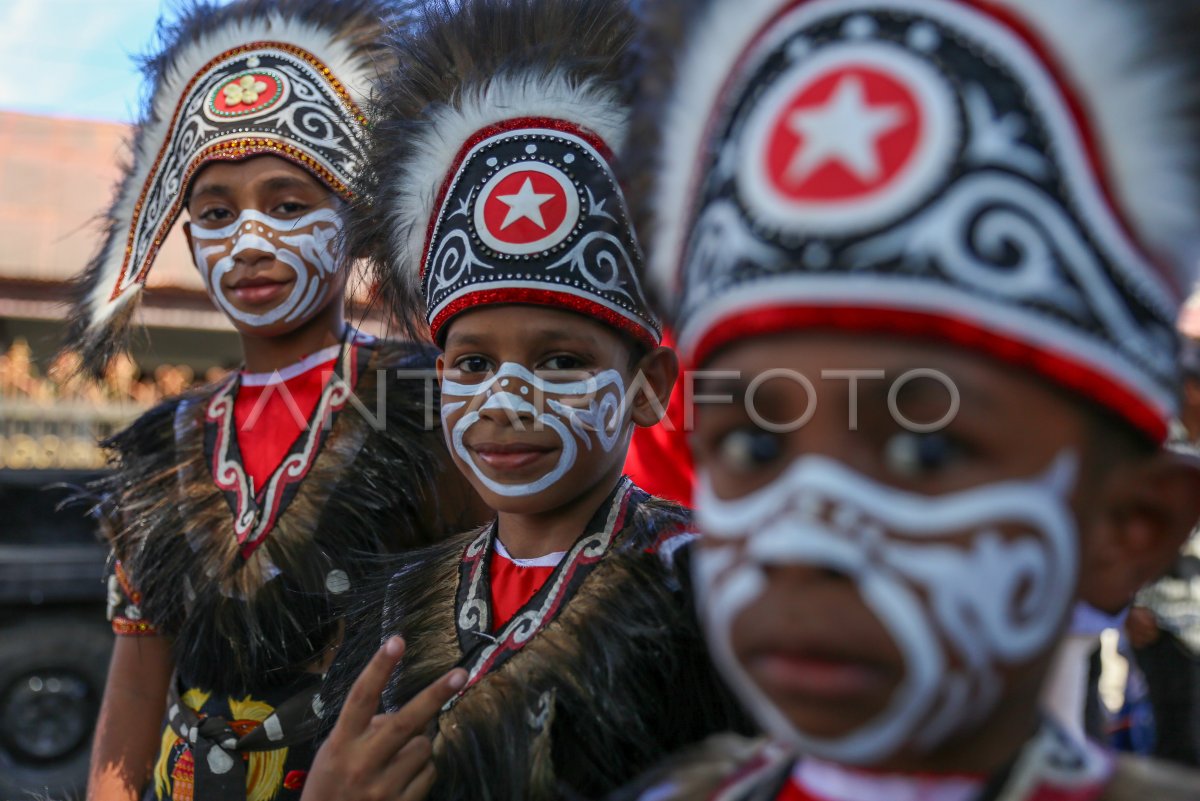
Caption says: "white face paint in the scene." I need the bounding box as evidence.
[441,362,628,497]
[190,208,342,328]
[693,451,1080,764]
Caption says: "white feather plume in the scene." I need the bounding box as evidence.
[647,0,787,302]
[996,0,1200,295]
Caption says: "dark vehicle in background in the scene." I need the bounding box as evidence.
[0,467,111,799]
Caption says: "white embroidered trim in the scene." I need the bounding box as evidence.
[240,344,342,386]
[795,759,981,801]
[493,537,567,569]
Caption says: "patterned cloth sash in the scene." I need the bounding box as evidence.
[163,673,322,798]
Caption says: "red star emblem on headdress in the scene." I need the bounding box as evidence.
[475,163,580,255]
[739,44,957,234]
[766,67,919,201]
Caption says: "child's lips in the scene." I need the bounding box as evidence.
[469,441,557,471]
[226,275,294,306]
[748,648,896,699]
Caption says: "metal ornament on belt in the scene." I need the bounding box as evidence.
[164,675,322,797]
[422,125,659,345]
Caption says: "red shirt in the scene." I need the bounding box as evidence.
[488,539,565,631]
[779,760,984,801]
[624,331,695,506]
[232,344,341,493]
[777,779,819,801]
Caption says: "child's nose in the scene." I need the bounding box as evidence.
[232,240,275,269]
[477,386,537,427]
[493,375,534,400]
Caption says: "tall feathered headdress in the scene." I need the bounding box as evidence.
[629,0,1200,442]
[356,0,660,347]
[68,0,396,375]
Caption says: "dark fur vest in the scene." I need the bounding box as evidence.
[98,338,463,696]
[321,479,751,801]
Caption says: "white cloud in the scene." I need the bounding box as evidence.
[0,0,195,121]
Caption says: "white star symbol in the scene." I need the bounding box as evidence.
[495,177,556,230]
[783,75,907,184]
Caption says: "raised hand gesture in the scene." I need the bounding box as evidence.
[301,637,466,801]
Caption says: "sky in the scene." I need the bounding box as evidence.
[0,0,232,123]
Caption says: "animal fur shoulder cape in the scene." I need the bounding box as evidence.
[320,479,752,801]
[608,725,1200,801]
[98,338,461,695]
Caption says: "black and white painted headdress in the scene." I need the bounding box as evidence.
[363,0,660,348]
[68,0,395,374]
[633,0,1200,441]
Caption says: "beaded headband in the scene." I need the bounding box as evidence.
[69,0,391,374]
[645,0,1200,441]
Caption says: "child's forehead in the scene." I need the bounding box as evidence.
[188,154,329,199]
[442,304,627,351]
[700,330,954,370]
[696,330,1084,417]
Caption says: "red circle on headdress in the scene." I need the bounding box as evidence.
[763,65,921,202]
[212,73,281,116]
[479,168,573,248]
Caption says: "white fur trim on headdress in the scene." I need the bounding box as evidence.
[648,0,795,301]
[994,0,1200,295]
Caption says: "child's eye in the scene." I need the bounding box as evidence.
[454,356,492,374]
[198,207,233,223]
[715,427,784,472]
[273,201,308,216]
[883,431,964,478]
[541,354,584,371]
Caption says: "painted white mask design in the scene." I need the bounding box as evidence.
[190,207,342,328]
[442,362,628,497]
[693,451,1079,764]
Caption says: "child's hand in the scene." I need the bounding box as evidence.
[301,637,467,801]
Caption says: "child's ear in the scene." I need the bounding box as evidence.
[1079,448,1200,613]
[628,346,680,428]
[182,221,198,270]
[435,353,446,385]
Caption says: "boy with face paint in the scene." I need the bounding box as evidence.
[303,1,750,800]
[68,2,484,799]
[608,0,1200,799]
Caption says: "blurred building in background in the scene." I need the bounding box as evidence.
[0,109,385,470]
[0,109,240,469]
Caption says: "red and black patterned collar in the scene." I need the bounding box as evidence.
[449,478,650,702]
[201,334,369,560]
[701,721,1113,801]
